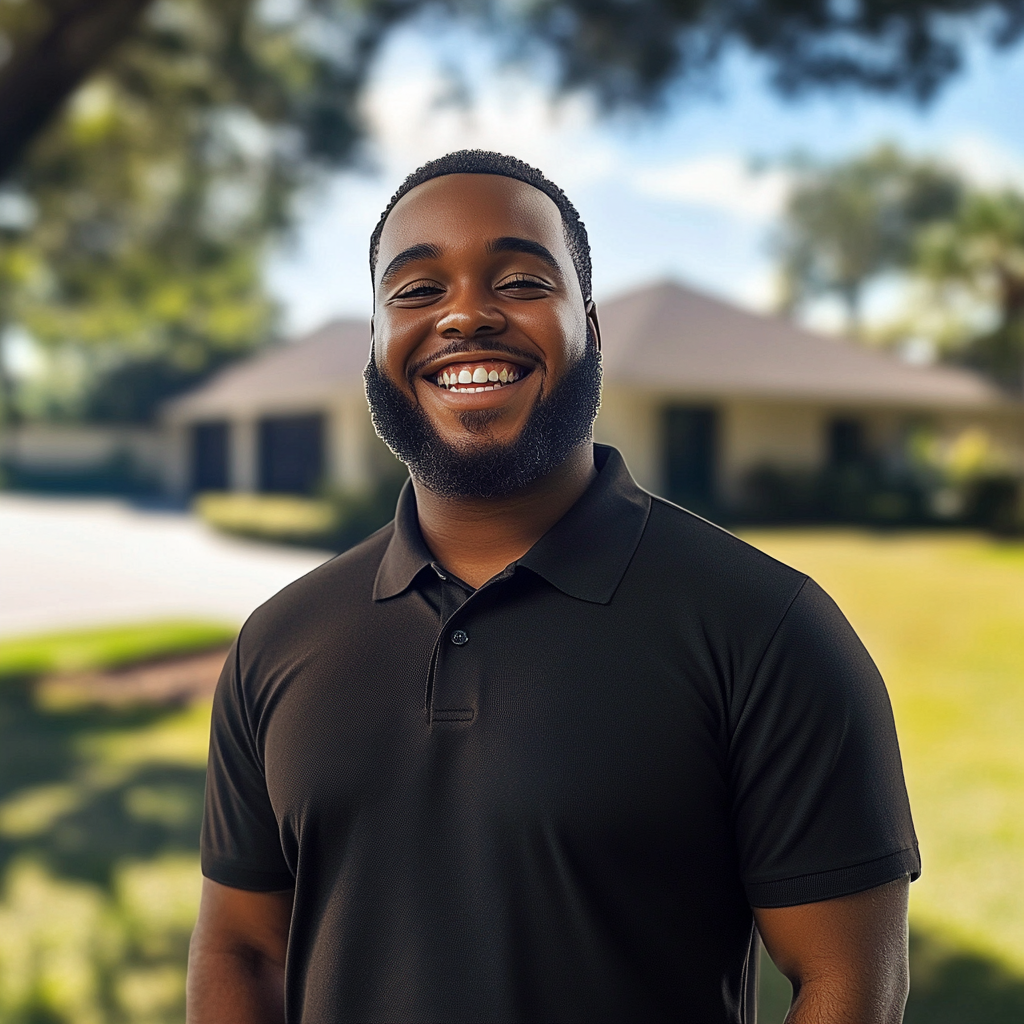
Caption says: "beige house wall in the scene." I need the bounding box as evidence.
[165,393,400,497]
[598,393,1024,505]
[327,391,401,493]
[161,387,1024,501]
[1,424,167,478]
[719,401,826,499]
[594,387,664,494]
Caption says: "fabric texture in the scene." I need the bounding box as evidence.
[201,444,919,1023]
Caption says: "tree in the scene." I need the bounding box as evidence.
[774,144,963,334]
[914,191,1024,392]
[5,1,1024,180]
[3,1,1024,423]
[0,0,390,422]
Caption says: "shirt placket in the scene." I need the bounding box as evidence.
[425,564,513,726]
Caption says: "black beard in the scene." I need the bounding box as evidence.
[363,344,603,499]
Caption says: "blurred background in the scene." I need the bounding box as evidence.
[1,1,1023,1021]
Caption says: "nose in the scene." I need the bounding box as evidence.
[434,283,506,338]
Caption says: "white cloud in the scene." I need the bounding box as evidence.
[358,41,617,189]
[941,134,1024,191]
[631,155,791,222]
[268,29,623,330]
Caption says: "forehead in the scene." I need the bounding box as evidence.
[377,173,568,277]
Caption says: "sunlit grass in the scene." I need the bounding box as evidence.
[0,620,237,679]
[0,542,1022,1022]
[0,622,228,1023]
[740,530,1024,974]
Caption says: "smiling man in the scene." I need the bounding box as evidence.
[187,151,920,1024]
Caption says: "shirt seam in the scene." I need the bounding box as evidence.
[744,843,920,889]
[745,574,810,698]
[724,575,810,771]
[233,620,266,773]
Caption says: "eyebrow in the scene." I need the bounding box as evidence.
[379,236,562,289]
[487,236,562,275]
[380,243,442,287]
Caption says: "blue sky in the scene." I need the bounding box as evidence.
[267,26,1024,335]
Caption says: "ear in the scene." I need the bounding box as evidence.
[585,299,601,353]
[369,317,375,361]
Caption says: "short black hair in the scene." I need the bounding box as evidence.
[369,149,592,302]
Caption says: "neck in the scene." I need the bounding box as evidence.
[412,442,597,589]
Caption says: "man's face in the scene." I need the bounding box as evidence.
[366,173,602,497]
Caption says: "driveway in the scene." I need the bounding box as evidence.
[0,494,333,638]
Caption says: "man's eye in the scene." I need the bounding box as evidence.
[395,281,443,299]
[497,274,550,291]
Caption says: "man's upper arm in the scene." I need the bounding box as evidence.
[202,637,294,891]
[754,876,910,1024]
[191,877,294,961]
[187,879,294,1024]
[731,577,920,908]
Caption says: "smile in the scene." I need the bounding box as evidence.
[432,360,528,393]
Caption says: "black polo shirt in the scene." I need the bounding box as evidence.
[201,445,919,1024]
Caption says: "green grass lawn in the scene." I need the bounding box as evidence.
[0,622,229,1024]
[741,530,1024,1023]
[0,533,1022,1023]
[0,621,237,679]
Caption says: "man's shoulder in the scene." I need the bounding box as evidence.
[242,521,395,640]
[629,495,808,627]
[644,495,803,581]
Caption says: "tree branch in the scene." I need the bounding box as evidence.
[0,0,157,180]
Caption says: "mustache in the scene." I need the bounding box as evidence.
[405,339,542,384]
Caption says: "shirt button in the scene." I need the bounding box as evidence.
[451,629,469,646]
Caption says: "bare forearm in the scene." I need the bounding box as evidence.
[186,947,286,1024]
[784,973,908,1024]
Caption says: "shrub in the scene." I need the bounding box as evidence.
[195,475,407,552]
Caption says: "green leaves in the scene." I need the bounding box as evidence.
[774,144,963,333]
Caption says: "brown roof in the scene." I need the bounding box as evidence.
[599,281,1011,408]
[163,319,371,419]
[164,281,1016,420]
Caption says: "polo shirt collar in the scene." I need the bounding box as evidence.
[373,444,651,605]
[372,478,435,601]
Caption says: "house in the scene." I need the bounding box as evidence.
[160,280,1024,511]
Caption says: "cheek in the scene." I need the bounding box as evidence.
[373,314,423,381]
[540,303,589,368]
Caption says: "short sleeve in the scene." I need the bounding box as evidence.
[730,578,920,908]
[200,637,294,891]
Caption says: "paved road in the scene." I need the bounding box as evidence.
[0,494,333,638]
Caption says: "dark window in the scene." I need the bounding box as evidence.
[828,418,865,467]
[663,405,717,511]
[192,421,229,492]
[259,415,324,494]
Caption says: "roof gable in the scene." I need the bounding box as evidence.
[598,281,1008,408]
[163,281,1016,420]
[163,319,371,419]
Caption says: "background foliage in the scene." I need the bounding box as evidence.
[777,144,1024,393]
[4,0,1024,425]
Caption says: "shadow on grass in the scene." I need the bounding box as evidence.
[6,666,1024,1023]
[0,670,206,889]
[759,927,1024,1023]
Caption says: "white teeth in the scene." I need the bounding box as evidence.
[435,365,525,391]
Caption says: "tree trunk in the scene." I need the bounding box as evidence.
[0,0,157,181]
